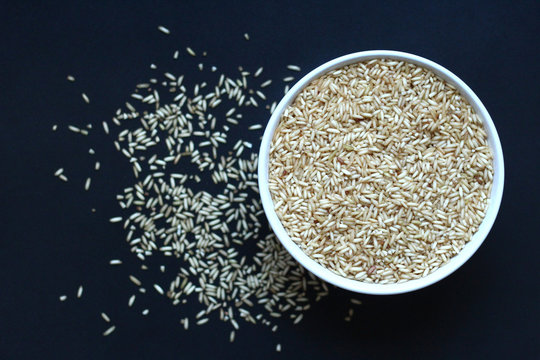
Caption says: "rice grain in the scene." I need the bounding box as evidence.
[103,325,116,336]
[158,26,170,34]
[101,312,111,322]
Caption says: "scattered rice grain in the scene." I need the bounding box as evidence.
[158,25,170,34]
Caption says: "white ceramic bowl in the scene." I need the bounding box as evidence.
[258,50,504,295]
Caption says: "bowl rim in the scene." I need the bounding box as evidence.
[258,50,505,295]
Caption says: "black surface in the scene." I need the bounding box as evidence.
[1,1,539,359]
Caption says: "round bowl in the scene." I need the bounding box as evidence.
[258,50,504,295]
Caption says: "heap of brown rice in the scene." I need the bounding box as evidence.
[269,59,494,284]
[103,54,331,338]
[57,28,364,347]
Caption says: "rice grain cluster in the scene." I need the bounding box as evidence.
[56,30,364,346]
[269,59,494,283]
[107,57,329,337]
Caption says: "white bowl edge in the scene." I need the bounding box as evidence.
[258,50,505,295]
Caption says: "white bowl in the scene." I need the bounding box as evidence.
[258,50,504,295]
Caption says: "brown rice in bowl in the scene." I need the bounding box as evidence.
[267,56,495,285]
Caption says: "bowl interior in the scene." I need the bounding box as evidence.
[258,50,504,295]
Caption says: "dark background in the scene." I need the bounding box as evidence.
[1,1,539,359]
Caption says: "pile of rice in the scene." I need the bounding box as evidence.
[268,59,494,284]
